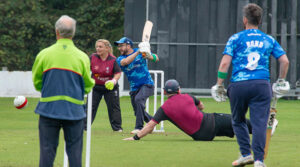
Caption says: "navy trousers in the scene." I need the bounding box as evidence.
[228,80,272,161]
[130,84,154,130]
[39,116,84,167]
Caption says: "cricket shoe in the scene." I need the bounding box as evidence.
[254,160,267,167]
[114,129,123,132]
[232,154,254,167]
[130,129,140,134]
[271,119,278,136]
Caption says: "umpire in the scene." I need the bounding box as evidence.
[32,15,95,167]
[123,79,252,141]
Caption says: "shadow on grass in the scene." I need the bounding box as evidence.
[139,137,237,143]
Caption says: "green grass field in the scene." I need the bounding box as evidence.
[0,97,299,167]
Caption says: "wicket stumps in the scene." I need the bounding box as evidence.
[146,70,165,132]
[64,89,92,167]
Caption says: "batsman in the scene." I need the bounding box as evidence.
[115,36,159,134]
[211,3,290,167]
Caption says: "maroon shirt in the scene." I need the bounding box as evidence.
[153,94,204,135]
[90,53,121,85]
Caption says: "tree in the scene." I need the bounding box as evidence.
[0,0,124,71]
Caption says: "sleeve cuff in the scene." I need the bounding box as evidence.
[151,119,159,124]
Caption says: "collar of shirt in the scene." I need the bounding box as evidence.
[93,53,114,60]
[56,38,74,45]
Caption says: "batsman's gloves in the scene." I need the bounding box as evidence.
[211,84,227,102]
[272,79,290,96]
[138,42,151,58]
[105,79,116,90]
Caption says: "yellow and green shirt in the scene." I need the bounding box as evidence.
[32,39,95,120]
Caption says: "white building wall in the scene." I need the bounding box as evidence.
[0,71,40,97]
[0,71,127,97]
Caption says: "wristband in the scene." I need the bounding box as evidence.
[152,54,157,62]
[133,134,140,140]
[218,71,228,79]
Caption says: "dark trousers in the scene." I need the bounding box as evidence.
[87,85,122,131]
[228,80,272,161]
[214,113,252,138]
[39,115,84,167]
[130,84,154,130]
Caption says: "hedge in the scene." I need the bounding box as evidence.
[0,0,124,71]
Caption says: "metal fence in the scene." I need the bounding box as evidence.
[124,0,299,93]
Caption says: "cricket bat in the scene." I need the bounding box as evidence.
[264,95,278,159]
[142,20,153,42]
[141,20,153,58]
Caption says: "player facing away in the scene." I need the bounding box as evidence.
[115,37,159,134]
[211,3,289,167]
[32,15,95,167]
[123,79,253,141]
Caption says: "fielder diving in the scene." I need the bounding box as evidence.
[123,79,278,141]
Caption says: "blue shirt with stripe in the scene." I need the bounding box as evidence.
[32,39,95,120]
[116,48,153,91]
[223,29,286,82]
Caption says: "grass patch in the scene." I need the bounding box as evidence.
[0,97,299,167]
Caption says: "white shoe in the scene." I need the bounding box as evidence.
[130,129,140,134]
[254,160,267,167]
[271,119,278,136]
[232,154,254,167]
